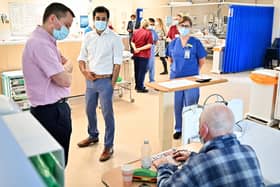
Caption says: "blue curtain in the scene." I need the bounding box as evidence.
[223,5,274,73]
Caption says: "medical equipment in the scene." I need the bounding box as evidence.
[182,94,244,145]
[114,51,135,103]
[2,70,30,110]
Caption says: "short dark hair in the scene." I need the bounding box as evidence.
[148,18,155,23]
[43,3,75,23]
[179,16,193,27]
[131,14,136,18]
[93,6,110,19]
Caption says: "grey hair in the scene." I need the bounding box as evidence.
[200,103,234,136]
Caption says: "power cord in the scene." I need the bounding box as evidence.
[234,119,247,139]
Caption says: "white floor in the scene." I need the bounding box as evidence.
[64,58,271,187]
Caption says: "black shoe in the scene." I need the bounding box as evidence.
[160,71,168,75]
[173,132,182,140]
[137,89,149,93]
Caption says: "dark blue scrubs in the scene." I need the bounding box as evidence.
[166,36,207,132]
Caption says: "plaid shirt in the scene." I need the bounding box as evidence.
[157,134,264,187]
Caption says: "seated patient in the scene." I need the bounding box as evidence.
[153,103,264,187]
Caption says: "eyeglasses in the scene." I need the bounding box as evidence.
[179,24,191,28]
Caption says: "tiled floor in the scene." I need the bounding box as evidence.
[65,57,266,187]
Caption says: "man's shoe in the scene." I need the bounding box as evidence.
[77,137,99,148]
[160,71,168,75]
[99,148,114,162]
[173,132,182,140]
[137,89,149,93]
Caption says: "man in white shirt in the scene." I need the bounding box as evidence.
[77,6,123,162]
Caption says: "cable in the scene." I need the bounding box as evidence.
[233,119,247,138]
[202,93,228,106]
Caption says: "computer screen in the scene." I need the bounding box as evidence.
[80,15,89,28]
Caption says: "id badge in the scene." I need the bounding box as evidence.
[184,49,190,59]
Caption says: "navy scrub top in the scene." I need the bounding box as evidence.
[166,36,207,79]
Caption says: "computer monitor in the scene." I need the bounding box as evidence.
[80,15,89,28]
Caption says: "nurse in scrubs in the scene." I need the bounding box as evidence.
[166,16,207,139]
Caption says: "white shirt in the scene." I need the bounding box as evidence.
[78,28,123,74]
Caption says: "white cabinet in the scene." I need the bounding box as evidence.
[274,71,280,121]
[247,69,278,126]
[0,112,64,187]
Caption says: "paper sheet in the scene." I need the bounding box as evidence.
[158,79,198,89]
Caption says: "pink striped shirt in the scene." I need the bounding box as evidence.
[22,26,69,107]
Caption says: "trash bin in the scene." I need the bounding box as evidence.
[247,69,278,126]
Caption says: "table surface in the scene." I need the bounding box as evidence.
[145,76,228,92]
[101,143,202,187]
[145,75,228,151]
[102,121,280,186]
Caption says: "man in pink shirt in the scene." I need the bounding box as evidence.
[22,2,75,166]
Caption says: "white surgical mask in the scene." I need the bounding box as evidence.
[94,20,107,31]
[148,25,155,30]
[179,27,190,36]
[173,20,179,25]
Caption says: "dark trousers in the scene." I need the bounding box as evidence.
[160,57,168,73]
[30,101,72,167]
[134,56,149,90]
[129,33,134,53]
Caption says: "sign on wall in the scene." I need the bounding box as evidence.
[8,2,44,36]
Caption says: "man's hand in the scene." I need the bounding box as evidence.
[152,157,169,169]
[64,60,73,73]
[82,70,95,81]
[61,55,68,65]
[172,150,191,162]
[111,81,116,88]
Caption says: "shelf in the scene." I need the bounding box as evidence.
[0,112,64,186]
[0,116,45,187]
[2,70,30,110]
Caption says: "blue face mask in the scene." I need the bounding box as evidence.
[199,134,205,144]
[179,27,190,37]
[53,25,69,40]
[95,20,107,31]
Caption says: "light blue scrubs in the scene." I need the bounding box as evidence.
[166,36,207,132]
[147,29,159,82]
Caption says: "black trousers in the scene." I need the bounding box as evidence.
[160,57,168,72]
[133,56,149,90]
[30,101,72,166]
